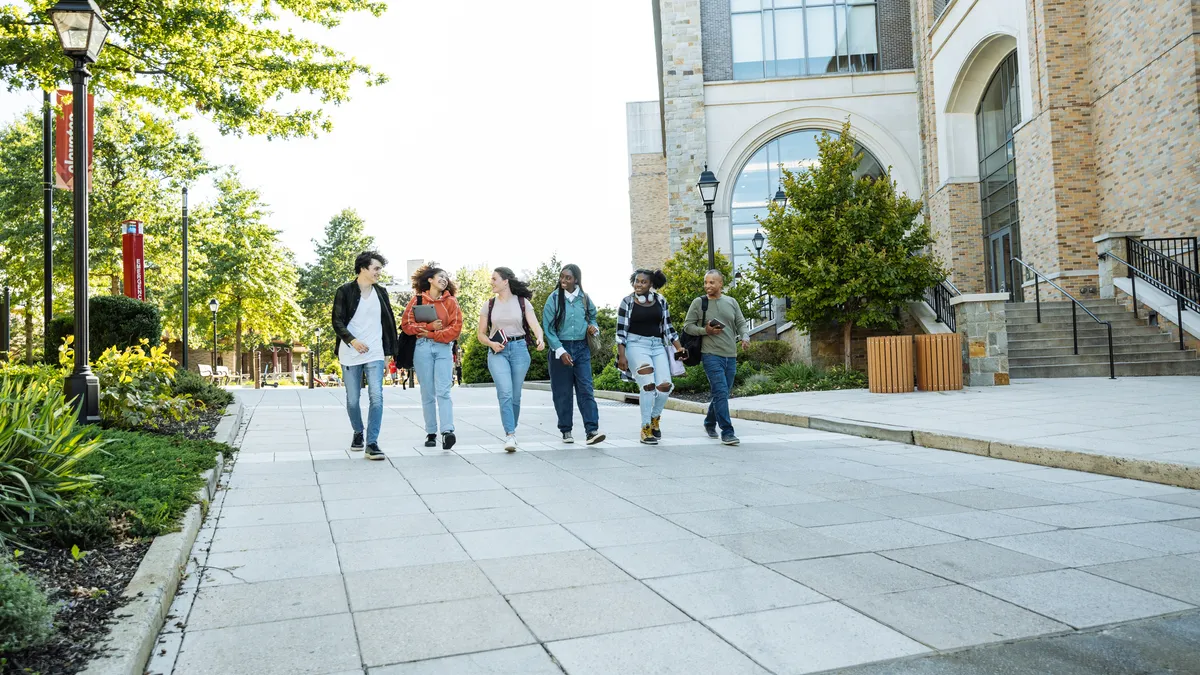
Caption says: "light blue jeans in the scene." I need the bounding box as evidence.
[414,338,454,434]
[624,333,673,426]
[487,339,531,435]
[342,359,385,444]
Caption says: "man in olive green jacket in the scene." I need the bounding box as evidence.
[683,270,750,446]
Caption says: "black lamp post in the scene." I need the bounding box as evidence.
[181,186,189,370]
[752,230,765,258]
[50,0,109,424]
[696,165,719,270]
[208,298,219,368]
[773,184,788,211]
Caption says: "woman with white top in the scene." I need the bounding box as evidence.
[476,267,546,451]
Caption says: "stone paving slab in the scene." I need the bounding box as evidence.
[151,387,1200,675]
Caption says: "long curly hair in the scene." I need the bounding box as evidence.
[629,268,667,290]
[411,263,457,296]
[493,267,532,299]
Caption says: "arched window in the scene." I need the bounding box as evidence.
[729,128,884,271]
[976,51,1021,294]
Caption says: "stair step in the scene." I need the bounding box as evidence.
[1007,334,1176,350]
[1004,307,1133,320]
[1011,350,1200,366]
[1012,359,1200,378]
[1009,342,1186,358]
[1006,326,1166,341]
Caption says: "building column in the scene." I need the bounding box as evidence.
[951,293,1011,386]
[658,0,708,253]
[1094,230,1143,299]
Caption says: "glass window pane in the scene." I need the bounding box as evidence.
[775,0,804,7]
[848,5,877,55]
[732,13,765,79]
[731,0,759,12]
[763,11,776,78]
[774,9,803,76]
[806,6,837,74]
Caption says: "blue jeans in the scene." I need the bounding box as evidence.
[548,340,599,434]
[702,353,737,436]
[342,360,385,444]
[487,339,531,435]
[414,339,454,434]
[625,333,673,427]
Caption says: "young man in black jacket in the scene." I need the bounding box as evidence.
[331,251,399,460]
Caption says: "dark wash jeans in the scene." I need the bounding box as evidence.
[702,353,737,436]
[548,340,600,434]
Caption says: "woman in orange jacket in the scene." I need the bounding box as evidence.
[401,264,463,449]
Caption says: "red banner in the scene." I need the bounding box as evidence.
[54,89,95,192]
[121,220,145,301]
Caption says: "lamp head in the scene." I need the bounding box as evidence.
[696,165,719,205]
[208,298,219,313]
[772,185,788,210]
[752,231,765,253]
[48,0,110,63]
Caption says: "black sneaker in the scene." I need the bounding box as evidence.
[424,434,437,448]
[364,443,386,460]
[721,434,740,446]
[705,426,719,439]
[350,432,365,451]
[586,431,606,445]
[562,431,574,444]
[442,432,457,450]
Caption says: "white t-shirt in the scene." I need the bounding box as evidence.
[339,286,385,366]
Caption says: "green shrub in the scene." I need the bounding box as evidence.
[172,368,234,409]
[0,559,57,653]
[461,337,492,384]
[45,492,114,549]
[732,362,867,397]
[0,363,60,391]
[88,340,198,430]
[46,315,74,362]
[48,296,161,360]
[75,428,227,537]
[593,363,636,393]
[739,340,792,366]
[0,377,104,548]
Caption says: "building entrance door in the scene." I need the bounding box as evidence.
[976,51,1021,297]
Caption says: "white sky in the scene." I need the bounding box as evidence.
[0,0,659,307]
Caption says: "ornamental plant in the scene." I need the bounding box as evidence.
[61,337,198,430]
[750,121,945,368]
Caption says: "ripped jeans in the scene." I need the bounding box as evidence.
[624,333,673,427]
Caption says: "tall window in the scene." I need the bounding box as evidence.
[730,129,884,272]
[731,0,879,80]
[976,51,1021,294]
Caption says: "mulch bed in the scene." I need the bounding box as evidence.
[2,407,225,674]
[2,540,152,675]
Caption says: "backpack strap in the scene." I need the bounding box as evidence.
[487,297,495,332]
[518,296,531,335]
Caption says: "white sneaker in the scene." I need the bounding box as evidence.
[504,434,518,453]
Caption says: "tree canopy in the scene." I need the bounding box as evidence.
[1,0,387,138]
[660,234,757,328]
[750,122,944,367]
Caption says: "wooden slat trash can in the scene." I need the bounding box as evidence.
[867,336,914,393]
[914,333,963,391]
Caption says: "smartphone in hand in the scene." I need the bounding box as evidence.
[708,319,725,329]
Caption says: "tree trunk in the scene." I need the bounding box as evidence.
[24,305,33,365]
[235,314,243,378]
[842,320,853,370]
[111,274,120,295]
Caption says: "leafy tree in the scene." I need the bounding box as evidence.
[1,1,387,138]
[750,122,944,368]
[452,265,492,332]
[660,234,756,328]
[192,170,302,375]
[298,208,376,367]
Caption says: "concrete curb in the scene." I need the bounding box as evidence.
[524,383,1200,490]
[80,402,243,675]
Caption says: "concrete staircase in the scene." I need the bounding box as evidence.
[1006,299,1200,378]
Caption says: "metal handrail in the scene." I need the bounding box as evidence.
[924,278,959,332]
[1140,236,1198,273]
[1099,248,1191,352]
[1125,238,1199,314]
[1010,257,1115,379]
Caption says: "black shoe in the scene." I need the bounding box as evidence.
[364,443,386,460]
[705,426,719,439]
[586,431,606,445]
[350,432,365,451]
[442,432,457,450]
[424,434,437,448]
[721,434,740,446]
[562,431,574,444]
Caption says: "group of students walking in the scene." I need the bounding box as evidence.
[332,251,749,460]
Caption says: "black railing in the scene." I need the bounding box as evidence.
[1102,246,1194,352]
[748,291,774,329]
[1010,257,1115,379]
[1141,237,1198,273]
[924,278,960,332]
[1126,237,1200,314]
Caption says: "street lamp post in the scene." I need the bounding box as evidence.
[773,184,788,211]
[696,166,720,270]
[50,0,109,424]
[208,298,219,368]
[181,186,189,370]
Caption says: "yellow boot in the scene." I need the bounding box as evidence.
[640,423,658,445]
[650,416,662,439]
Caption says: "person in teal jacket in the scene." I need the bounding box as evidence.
[543,264,606,445]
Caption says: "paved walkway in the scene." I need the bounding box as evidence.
[731,376,1200,468]
[149,386,1200,675]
